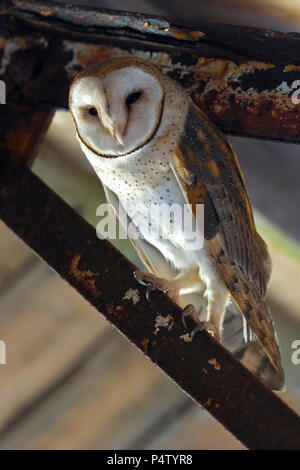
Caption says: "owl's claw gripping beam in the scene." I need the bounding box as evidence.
[190,322,207,341]
[195,321,221,343]
[134,270,179,303]
[133,270,155,301]
[181,304,200,329]
[181,305,218,342]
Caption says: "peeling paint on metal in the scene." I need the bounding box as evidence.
[0,38,27,75]
[2,3,300,142]
[140,337,149,353]
[63,40,173,77]
[284,64,300,72]
[123,288,140,305]
[170,26,205,41]
[0,36,48,75]
[154,314,174,335]
[106,301,124,315]
[180,333,192,343]
[69,253,102,299]
[208,358,221,371]
[205,397,213,407]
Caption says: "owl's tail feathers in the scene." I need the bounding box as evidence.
[177,283,284,390]
[222,304,285,391]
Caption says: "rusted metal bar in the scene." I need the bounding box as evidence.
[0,151,300,450]
[2,0,300,142]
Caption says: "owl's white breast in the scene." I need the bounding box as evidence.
[79,75,201,271]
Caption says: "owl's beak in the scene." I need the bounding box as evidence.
[115,128,125,146]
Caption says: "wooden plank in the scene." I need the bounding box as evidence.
[0,224,109,433]
[0,223,34,279]
[146,405,245,450]
[0,333,184,449]
[0,326,244,451]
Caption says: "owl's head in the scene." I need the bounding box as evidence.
[69,57,164,157]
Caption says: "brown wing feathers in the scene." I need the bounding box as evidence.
[172,103,283,385]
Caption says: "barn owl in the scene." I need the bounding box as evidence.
[69,57,284,390]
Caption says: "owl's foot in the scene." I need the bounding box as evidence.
[199,320,221,342]
[181,304,200,329]
[134,270,179,302]
[189,321,220,342]
[182,304,220,342]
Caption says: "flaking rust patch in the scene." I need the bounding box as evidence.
[180,333,192,343]
[170,26,205,41]
[69,253,102,299]
[205,397,213,407]
[63,41,124,75]
[40,7,53,16]
[64,42,172,77]
[208,358,221,371]
[140,338,149,353]
[123,288,140,305]
[154,314,174,335]
[284,64,300,72]
[192,58,275,96]
[106,301,123,316]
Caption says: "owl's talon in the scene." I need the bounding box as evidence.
[134,270,179,302]
[146,285,155,301]
[182,304,198,329]
[133,270,152,288]
[200,320,221,342]
[181,304,202,329]
[190,321,206,340]
[186,319,220,342]
[134,270,156,301]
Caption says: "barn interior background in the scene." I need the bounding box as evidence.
[1,0,300,450]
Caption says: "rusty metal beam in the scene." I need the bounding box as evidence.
[1,150,300,450]
[2,0,300,142]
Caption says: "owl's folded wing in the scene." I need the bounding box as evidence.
[169,102,284,388]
